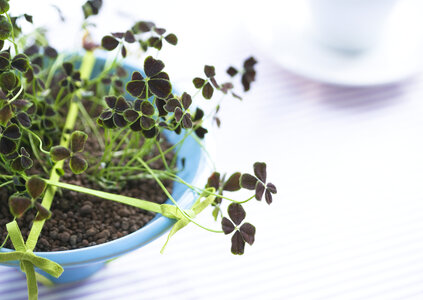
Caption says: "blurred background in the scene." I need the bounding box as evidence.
[2,0,423,299]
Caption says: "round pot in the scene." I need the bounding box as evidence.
[0,55,210,284]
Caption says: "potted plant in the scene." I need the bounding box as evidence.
[0,0,277,299]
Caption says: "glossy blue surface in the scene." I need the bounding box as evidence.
[0,55,208,283]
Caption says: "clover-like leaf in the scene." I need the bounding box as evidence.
[148,72,172,98]
[50,146,71,162]
[69,154,88,174]
[3,124,21,140]
[206,172,220,190]
[231,230,245,255]
[164,98,181,113]
[123,109,139,122]
[0,136,16,154]
[126,78,146,98]
[266,182,277,194]
[181,114,192,129]
[227,66,238,77]
[144,56,165,77]
[62,62,73,76]
[255,181,265,200]
[265,189,273,205]
[9,195,31,218]
[34,202,52,221]
[240,173,258,190]
[181,92,192,110]
[70,131,88,153]
[202,82,214,99]
[193,77,205,89]
[114,96,130,112]
[239,223,255,245]
[0,71,17,91]
[222,217,235,235]
[228,203,246,226]
[11,54,30,72]
[101,35,119,51]
[26,176,46,199]
[222,172,241,192]
[0,0,9,14]
[254,162,267,183]
[204,65,216,78]
[124,30,135,43]
[164,33,178,45]
[0,104,12,125]
[0,15,12,40]
[141,100,155,116]
[140,116,155,130]
[16,112,31,128]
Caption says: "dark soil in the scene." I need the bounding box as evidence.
[0,135,174,252]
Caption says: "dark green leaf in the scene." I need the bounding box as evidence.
[8,195,31,218]
[11,54,29,72]
[148,37,162,50]
[255,181,265,200]
[148,77,172,99]
[141,100,155,116]
[0,51,9,70]
[265,189,273,204]
[164,33,178,45]
[193,77,205,89]
[140,116,155,130]
[142,126,158,139]
[174,107,183,122]
[0,71,16,91]
[69,155,88,174]
[113,113,127,127]
[70,131,88,153]
[132,21,154,33]
[20,155,33,169]
[227,66,238,77]
[101,35,119,51]
[126,80,146,98]
[34,202,51,221]
[62,62,73,76]
[0,137,16,154]
[0,0,9,14]
[164,98,181,113]
[115,96,130,112]
[194,126,207,139]
[123,109,139,122]
[222,217,235,234]
[223,172,241,192]
[254,162,267,182]
[11,157,25,172]
[3,124,20,140]
[266,182,277,194]
[23,14,33,24]
[82,0,103,19]
[204,65,215,78]
[193,108,204,122]
[124,30,135,43]
[206,172,220,190]
[228,203,246,225]
[50,146,70,162]
[144,56,165,77]
[181,113,192,129]
[0,16,12,40]
[202,82,214,99]
[16,112,31,128]
[26,176,46,199]
[239,223,255,245]
[240,173,258,190]
[44,46,58,58]
[181,92,192,110]
[104,96,116,109]
[231,230,245,255]
[0,104,12,125]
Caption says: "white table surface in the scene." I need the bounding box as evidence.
[2,0,423,299]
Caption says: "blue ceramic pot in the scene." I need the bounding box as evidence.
[0,56,209,283]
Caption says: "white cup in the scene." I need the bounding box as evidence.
[308,0,399,53]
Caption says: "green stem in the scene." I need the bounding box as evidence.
[25,51,96,251]
[44,179,162,214]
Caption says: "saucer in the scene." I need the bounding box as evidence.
[245,0,423,86]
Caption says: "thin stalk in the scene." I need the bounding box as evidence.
[44,179,162,214]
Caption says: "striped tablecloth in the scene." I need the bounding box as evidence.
[3,0,423,299]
